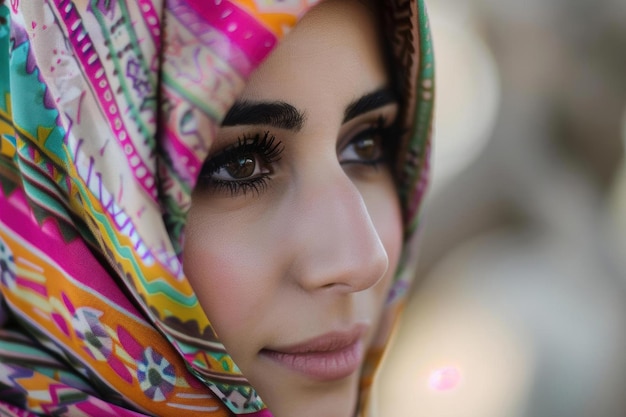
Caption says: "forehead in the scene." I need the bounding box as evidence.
[238,0,388,118]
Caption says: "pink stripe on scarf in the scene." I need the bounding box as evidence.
[0,188,143,318]
[53,0,158,200]
[183,0,277,67]
[137,0,162,50]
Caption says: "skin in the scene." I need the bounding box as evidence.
[183,1,403,416]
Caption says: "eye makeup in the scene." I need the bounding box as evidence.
[339,115,400,168]
[196,132,284,197]
[196,110,401,199]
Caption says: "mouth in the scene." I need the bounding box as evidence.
[259,324,367,381]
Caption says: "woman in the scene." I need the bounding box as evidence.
[0,0,433,416]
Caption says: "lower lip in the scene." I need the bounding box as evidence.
[260,339,364,381]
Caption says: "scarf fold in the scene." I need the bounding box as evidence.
[0,1,434,415]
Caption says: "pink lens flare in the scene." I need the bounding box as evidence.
[428,366,462,391]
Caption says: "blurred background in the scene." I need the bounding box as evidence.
[377,1,626,416]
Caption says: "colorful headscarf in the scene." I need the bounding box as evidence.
[0,1,434,416]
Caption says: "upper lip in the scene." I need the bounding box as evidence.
[262,323,368,354]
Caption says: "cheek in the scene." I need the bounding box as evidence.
[379,210,403,308]
[366,179,404,281]
[360,177,404,349]
[182,209,274,336]
[380,201,403,274]
[183,244,241,325]
[358,175,404,312]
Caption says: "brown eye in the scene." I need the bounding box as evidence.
[226,155,256,179]
[340,128,384,165]
[353,137,378,160]
[196,132,284,197]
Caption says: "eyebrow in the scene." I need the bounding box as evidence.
[343,87,397,123]
[221,86,397,131]
[221,101,306,131]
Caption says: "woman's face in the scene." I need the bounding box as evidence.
[183,1,403,416]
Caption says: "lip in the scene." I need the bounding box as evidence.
[260,324,368,381]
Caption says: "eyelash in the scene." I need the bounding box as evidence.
[340,116,399,167]
[197,116,399,198]
[196,132,284,196]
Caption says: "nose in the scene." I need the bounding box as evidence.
[287,164,389,293]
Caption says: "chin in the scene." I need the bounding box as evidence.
[257,372,360,417]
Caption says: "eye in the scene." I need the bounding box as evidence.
[341,131,382,163]
[212,154,266,181]
[339,124,387,166]
[197,132,284,196]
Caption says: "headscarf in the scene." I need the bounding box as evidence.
[0,1,434,416]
